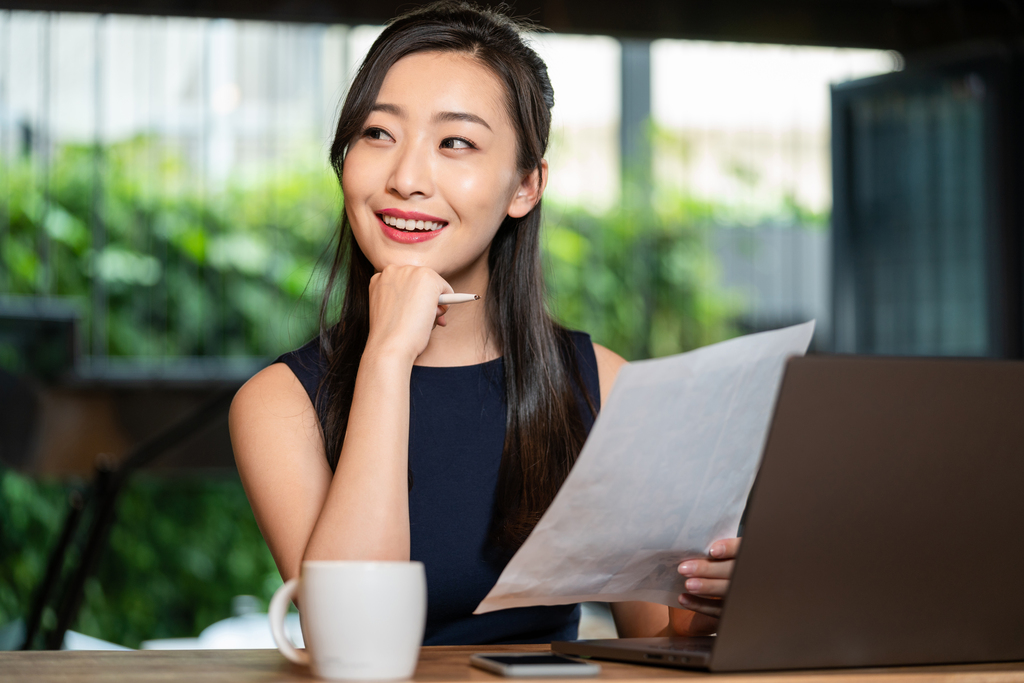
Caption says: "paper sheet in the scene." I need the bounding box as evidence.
[474,321,815,613]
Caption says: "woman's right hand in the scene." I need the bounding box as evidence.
[365,264,454,364]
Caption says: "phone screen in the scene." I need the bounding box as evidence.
[471,652,601,678]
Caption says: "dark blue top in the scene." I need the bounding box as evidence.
[275,330,601,646]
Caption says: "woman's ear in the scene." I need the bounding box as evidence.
[507,160,548,218]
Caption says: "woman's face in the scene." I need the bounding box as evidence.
[342,51,543,286]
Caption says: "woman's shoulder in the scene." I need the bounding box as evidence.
[561,330,625,363]
[589,339,627,407]
[591,341,627,370]
[229,361,321,467]
[274,337,325,403]
[557,329,627,408]
[231,338,323,427]
[231,361,311,419]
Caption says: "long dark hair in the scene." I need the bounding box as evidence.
[317,0,593,549]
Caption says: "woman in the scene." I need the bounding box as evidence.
[229,0,740,645]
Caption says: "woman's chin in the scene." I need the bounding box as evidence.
[361,242,487,285]
[372,255,433,272]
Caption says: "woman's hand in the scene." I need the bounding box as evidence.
[365,264,454,364]
[670,537,741,635]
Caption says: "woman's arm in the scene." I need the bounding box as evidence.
[230,265,451,583]
[230,344,414,583]
[230,363,333,583]
[593,342,722,638]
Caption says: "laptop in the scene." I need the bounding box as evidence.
[554,355,1024,671]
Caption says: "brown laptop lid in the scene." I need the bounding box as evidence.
[711,355,1024,671]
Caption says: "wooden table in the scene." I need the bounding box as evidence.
[2,644,1023,682]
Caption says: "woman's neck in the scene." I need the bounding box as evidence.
[414,261,498,367]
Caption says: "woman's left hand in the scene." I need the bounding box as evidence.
[672,537,741,632]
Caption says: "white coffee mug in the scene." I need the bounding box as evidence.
[269,561,427,681]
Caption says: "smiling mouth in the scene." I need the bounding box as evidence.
[378,214,447,232]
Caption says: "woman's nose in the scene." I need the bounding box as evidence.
[387,139,434,199]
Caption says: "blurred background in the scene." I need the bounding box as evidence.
[1,0,1022,650]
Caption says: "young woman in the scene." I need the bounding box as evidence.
[229,0,740,645]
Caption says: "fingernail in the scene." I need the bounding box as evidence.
[685,579,702,592]
[678,562,696,575]
[678,594,691,605]
[709,545,722,558]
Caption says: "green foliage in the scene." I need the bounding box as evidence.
[2,137,337,358]
[543,198,740,360]
[0,469,281,649]
[84,474,281,648]
[0,471,68,638]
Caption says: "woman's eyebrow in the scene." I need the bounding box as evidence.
[370,102,403,116]
[369,104,491,132]
[433,111,492,131]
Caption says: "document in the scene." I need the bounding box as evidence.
[475,321,815,613]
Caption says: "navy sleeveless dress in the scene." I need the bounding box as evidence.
[275,330,601,645]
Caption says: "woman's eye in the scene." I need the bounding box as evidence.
[440,137,474,150]
[363,127,393,142]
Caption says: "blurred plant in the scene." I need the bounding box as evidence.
[0,469,67,641]
[87,473,281,648]
[0,468,281,649]
[542,197,741,360]
[2,137,338,360]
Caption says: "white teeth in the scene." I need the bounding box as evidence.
[380,214,444,232]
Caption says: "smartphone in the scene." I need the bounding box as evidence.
[469,652,601,678]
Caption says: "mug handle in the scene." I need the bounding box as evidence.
[269,578,310,666]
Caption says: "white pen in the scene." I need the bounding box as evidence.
[438,293,480,305]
